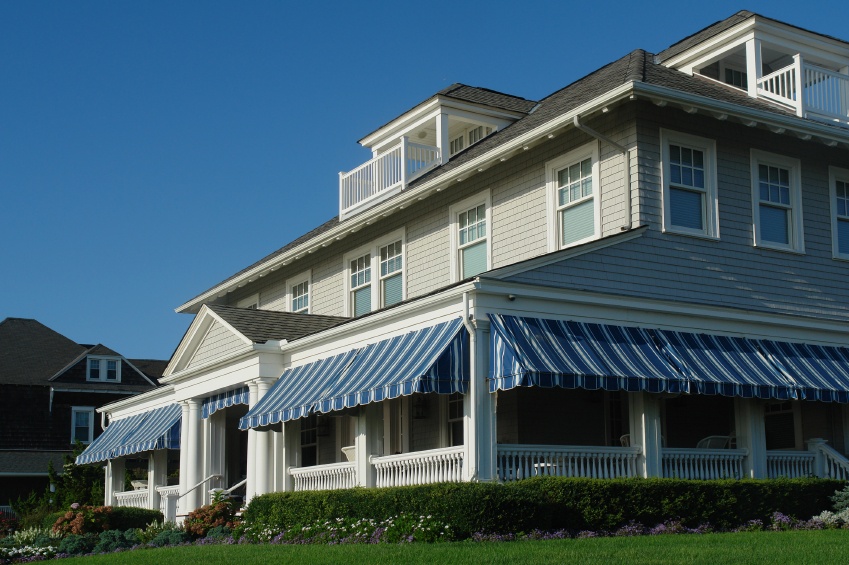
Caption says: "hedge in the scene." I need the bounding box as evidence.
[243,477,844,536]
[43,506,163,532]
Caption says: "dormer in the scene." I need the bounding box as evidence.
[339,84,535,220]
[658,11,849,128]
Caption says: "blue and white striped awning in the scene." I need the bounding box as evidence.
[316,318,468,413]
[489,314,849,402]
[202,386,250,418]
[489,314,687,394]
[239,319,468,430]
[75,403,182,464]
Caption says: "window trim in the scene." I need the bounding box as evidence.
[449,191,492,281]
[829,166,849,261]
[750,149,804,253]
[71,406,95,444]
[545,142,601,252]
[236,294,259,309]
[343,228,405,316]
[286,270,312,314]
[86,356,121,382]
[660,129,719,240]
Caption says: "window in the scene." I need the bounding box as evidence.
[830,167,849,260]
[379,240,403,307]
[447,393,464,447]
[300,414,317,467]
[449,125,493,156]
[291,281,309,312]
[72,407,94,444]
[661,131,718,238]
[546,143,600,250]
[751,150,803,252]
[724,67,748,90]
[87,356,121,382]
[344,230,405,316]
[450,193,491,280]
[450,135,464,155]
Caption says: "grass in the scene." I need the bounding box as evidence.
[54,530,849,564]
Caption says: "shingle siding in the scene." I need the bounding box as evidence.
[189,321,245,368]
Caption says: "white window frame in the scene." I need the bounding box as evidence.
[546,142,601,252]
[343,228,405,316]
[449,191,492,281]
[71,406,95,444]
[86,356,121,382]
[750,149,804,253]
[286,270,312,313]
[829,166,849,261]
[660,130,719,240]
[378,238,404,308]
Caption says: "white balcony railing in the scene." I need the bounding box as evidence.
[289,462,357,491]
[496,444,641,482]
[662,448,748,479]
[371,446,464,487]
[766,450,815,478]
[757,55,849,125]
[114,489,149,508]
[811,441,849,480]
[157,485,180,522]
[339,137,440,218]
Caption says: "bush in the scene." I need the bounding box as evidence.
[53,505,112,535]
[831,483,849,512]
[135,521,180,545]
[109,507,163,531]
[148,529,190,547]
[57,533,98,555]
[243,477,844,538]
[92,529,140,553]
[184,502,237,538]
[0,516,16,538]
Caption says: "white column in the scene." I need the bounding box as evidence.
[436,112,450,164]
[178,402,190,513]
[465,319,495,481]
[245,381,259,504]
[283,419,299,491]
[183,399,202,512]
[745,37,762,98]
[272,426,287,492]
[355,404,381,487]
[629,392,662,477]
[807,438,828,478]
[734,397,767,478]
[105,458,125,506]
[148,450,167,511]
[253,378,274,497]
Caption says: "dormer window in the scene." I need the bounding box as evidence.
[449,125,494,156]
[87,356,121,382]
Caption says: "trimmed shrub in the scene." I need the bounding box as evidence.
[109,507,163,531]
[242,477,844,538]
[184,502,237,538]
[149,529,190,547]
[57,533,98,555]
[93,529,140,553]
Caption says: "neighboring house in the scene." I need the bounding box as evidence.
[0,318,164,509]
[81,11,849,521]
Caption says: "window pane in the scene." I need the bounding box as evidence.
[670,187,704,230]
[839,219,849,255]
[382,273,403,306]
[106,360,117,380]
[353,286,371,317]
[89,359,100,380]
[760,204,790,244]
[561,199,595,245]
[461,240,487,278]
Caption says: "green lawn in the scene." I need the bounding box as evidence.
[55,530,849,564]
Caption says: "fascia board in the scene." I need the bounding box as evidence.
[175,83,635,314]
[662,19,757,69]
[160,343,255,385]
[164,306,214,375]
[96,384,175,415]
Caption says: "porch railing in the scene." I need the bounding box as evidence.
[289,462,357,491]
[661,448,748,479]
[339,137,440,218]
[157,486,180,522]
[0,505,14,519]
[114,489,149,508]
[812,441,849,480]
[766,451,814,478]
[757,55,849,125]
[371,446,464,487]
[496,444,641,482]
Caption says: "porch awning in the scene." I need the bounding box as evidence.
[488,314,687,394]
[202,386,250,418]
[239,318,468,430]
[489,314,849,402]
[75,403,181,465]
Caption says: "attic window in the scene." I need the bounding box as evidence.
[450,135,465,155]
[87,356,121,382]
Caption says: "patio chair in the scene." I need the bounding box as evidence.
[696,435,731,449]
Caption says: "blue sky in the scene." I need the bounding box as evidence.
[1,1,845,360]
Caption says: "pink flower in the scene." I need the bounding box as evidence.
[70,503,80,510]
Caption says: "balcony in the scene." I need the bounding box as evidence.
[339,136,440,219]
[757,55,849,125]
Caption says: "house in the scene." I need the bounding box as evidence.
[80,11,849,521]
[0,318,164,512]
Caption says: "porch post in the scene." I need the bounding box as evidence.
[807,438,827,478]
[436,112,450,164]
[282,419,299,491]
[148,450,167,511]
[629,392,662,477]
[245,381,259,504]
[465,319,495,482]
[178,402,190,514]
[272,425,287,492]
[734,397,767,478]
[355,403,381,487]
[745,37,762,98]
[184,399,202,512]
[105,458,125,506]
[253,378,275,497]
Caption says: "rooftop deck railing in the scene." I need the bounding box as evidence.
[757,55,849,126]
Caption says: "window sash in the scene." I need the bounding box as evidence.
[350,254,371,290]
[461,240,487,278]
[353,286,371,317]
[458,205,486,247]
[291,281,309,313]
[88,359,100,380]
[760,203,791,245]
[72,409,93,443]
[669,186,705,231]
[379,241,403,277]
[382,273,403,307]
[556,158,593,207]
[669,144,706,192]
[560,199,595,246]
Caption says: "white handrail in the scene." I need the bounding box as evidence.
[766,450,815,478]
[289,462,356,491]
[178,474,222,500]
[497,444,641,481]
[223,478,247,494]
[372,446,464,487]
[661,448,748,480]
[811,440,849,480]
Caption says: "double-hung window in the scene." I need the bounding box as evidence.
[87,356,120,382]
[450,193,490,280]
[379,240,403,307]
[546,143,599,250]
[287,272,311,313]
[830,167,849,260]
[661,131,718,238]
[345,230,405,316]
[350,253,372,317]
[71,407,95,444]
[751,150,803,252]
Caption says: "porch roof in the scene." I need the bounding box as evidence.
[202,386,250,419]
[239,318,468,430]
[76,404,181,465]
[489,314,849,402]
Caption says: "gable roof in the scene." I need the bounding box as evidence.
[437,83,538,114]
[207,304,347,343]
[0,318,86,385]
